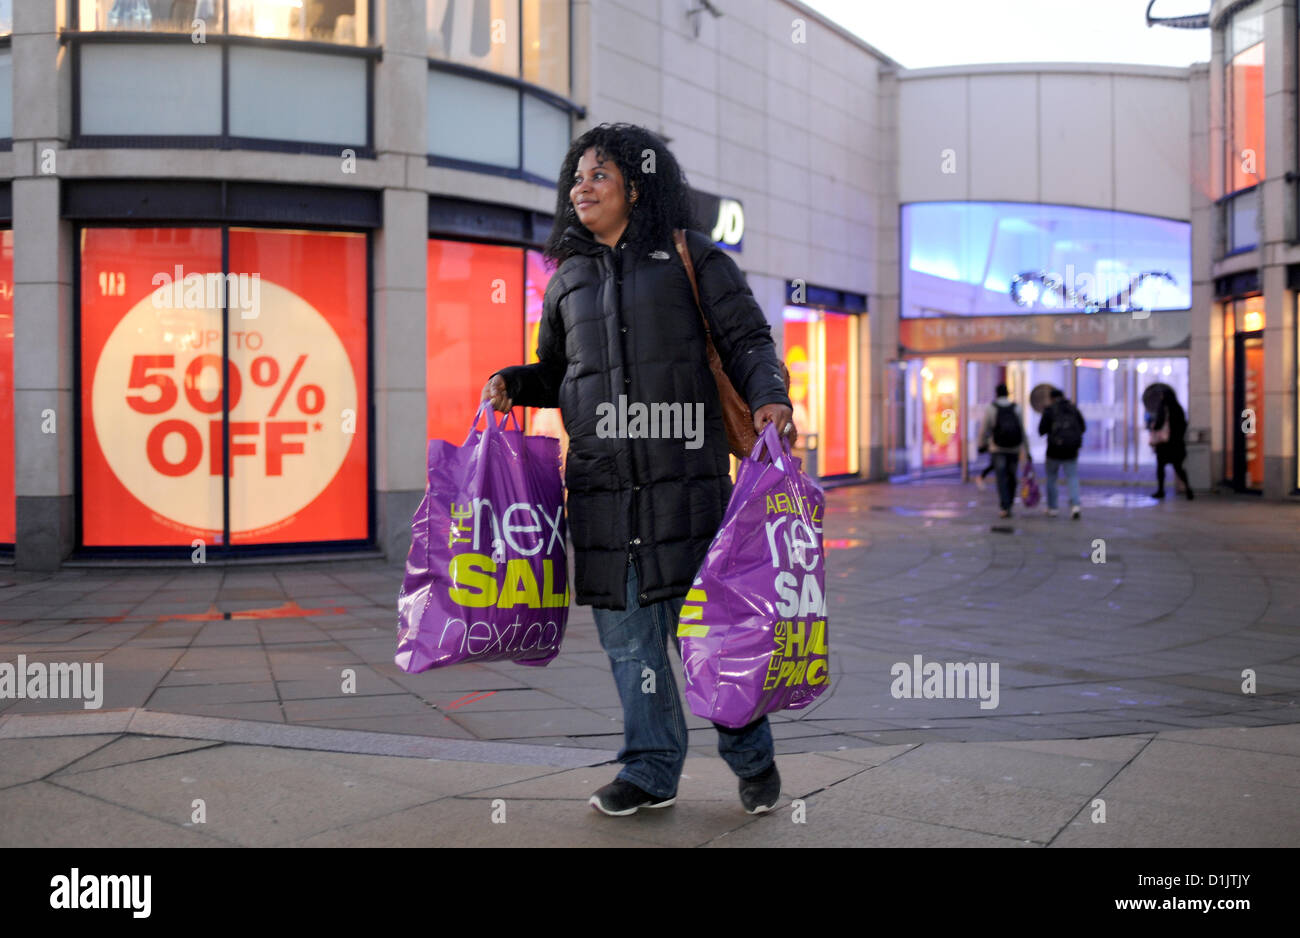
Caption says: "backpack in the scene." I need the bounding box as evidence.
[992,402,1023,449]
[1049,400,1084,451]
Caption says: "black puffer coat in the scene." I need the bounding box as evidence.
[496,225,790,610]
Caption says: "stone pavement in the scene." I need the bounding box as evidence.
[2,713,1296,846]
[1,480,1298,846]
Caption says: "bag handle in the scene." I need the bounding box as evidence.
[465,400,504,446]
[749,420,790,467]
[497,408,522,432]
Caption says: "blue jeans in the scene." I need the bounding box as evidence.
[993,452,1019,511]
[590,562,775,799]
[1044,457,1080,510]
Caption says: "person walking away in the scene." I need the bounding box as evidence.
[977,383,1031,518]
[482,124,794,818]
[1038,388,1086,519]
[1148,387,1193,500]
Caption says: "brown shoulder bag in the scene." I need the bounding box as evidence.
[672,229,792,459]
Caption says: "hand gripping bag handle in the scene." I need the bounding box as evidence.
[463,401,522,445]
[497,408,523,433]
[748,420,792,469]
[463,400,499,446]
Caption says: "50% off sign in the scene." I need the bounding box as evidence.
[92,277,358,534]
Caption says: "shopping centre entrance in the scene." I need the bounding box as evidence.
[888,354,1190,482]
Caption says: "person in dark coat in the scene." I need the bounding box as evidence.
[1148,387,1193,500]
[1037,388,1086,519]
[482,124,793,818]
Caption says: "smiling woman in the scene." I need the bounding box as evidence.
[481,123,794,817]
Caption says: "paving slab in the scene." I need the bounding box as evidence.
[0,735,121,789]
[0,780,222,847]
[50,743,445,847]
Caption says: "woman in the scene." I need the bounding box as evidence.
[1148,387,1193,500]
[482,124,795,817]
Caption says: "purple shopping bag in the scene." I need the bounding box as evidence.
[679,422,830,728]
[396,403,569,672]
[1020,462,1041,508]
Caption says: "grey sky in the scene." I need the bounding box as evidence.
[798,0,1213,69]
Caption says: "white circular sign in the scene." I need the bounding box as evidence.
[92,275,358,534]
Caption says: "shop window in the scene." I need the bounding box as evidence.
[1226,188,1259,254]
[901,202,1191,317]
[229,45,366,145]
[79,227,369,548]
[522,0,568,96]
[783,307,860,477]
[429,0,569,97]
[1225,295,1265,491]
[426,240,526,444]
[78,0,368,45]
[80,43,223,136]
[78,0,222,33]
[522,92,570,180]
[426,0,573,181]
[426,71,570,181]
[0,1,11,36]
[523,248,564,441]
[72,3,375,151]
[1225,3,1265,195]
[0,229,12,544]
[428,70,521,168]
[919,358,958,468]
[0,48,11,142]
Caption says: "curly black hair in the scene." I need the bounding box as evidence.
[543,123,700,265]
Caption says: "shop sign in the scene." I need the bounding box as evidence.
[692,190,744,251]
[898,311,1190,355]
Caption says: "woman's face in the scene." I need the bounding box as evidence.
[570,147,635,246]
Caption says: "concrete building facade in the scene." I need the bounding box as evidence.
[1,0,1296,571]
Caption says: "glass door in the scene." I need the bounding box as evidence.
[1234,332,1265,491]
[783,306,861,478]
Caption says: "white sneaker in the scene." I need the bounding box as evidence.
[1046,508,1059,517]
[1071,506,1081,520]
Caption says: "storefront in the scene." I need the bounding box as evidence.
[1218,274,1266,493]
[892,200,1194,479]
[425,198,558,447]
[67,182,379,556]
[782,282,863,479]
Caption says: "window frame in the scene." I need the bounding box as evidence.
[1223,5,1265,199]
[425,0,582,186]
[71,218,376,559]
[69,0,376,46]
[1219,184,1261,256]
[63,0,379,156]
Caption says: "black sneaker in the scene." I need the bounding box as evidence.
[589,778,675,816]
[739,763,781,814]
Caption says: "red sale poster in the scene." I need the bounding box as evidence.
[426,239,525,444]
[79,227,368,547]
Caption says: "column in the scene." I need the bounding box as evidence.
[373,0,431,561]
[12,0,73,570]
